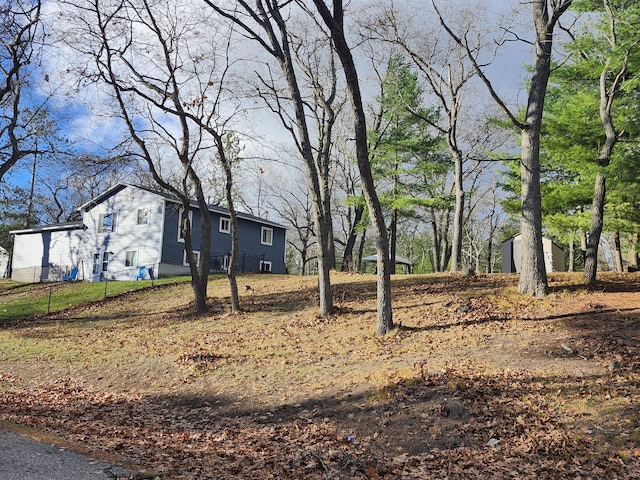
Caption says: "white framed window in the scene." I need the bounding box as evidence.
[137,207,150,226]
[222,255,230,271]
[260,260,272,272]
[261,226,273,246]
[125,250,138,267]
[219,217,231,234]
[98,212,117,233]
[94,251,111,273]
[177,208,193,242]
[102,252,111,272]
[183,249,200,267]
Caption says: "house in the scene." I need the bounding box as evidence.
[10,184,287,282]
[501,234,566,274]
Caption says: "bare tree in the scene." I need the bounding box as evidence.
[267,168,317,275]
[61,0,241,313]
[203,0,336,316]
[311,0,393,334]
[432,0,574,296]
[0,0,43,181]
[333,138,365,273]
[364,4,482,273]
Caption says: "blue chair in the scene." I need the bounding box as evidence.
[130,265,146,280]
[62,267,79,282]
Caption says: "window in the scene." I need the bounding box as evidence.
[102,252,111,272]
[260,260,272,273]
[125,250,138,267]
[93,252,111,273]
[177,208,193,242]
[219,217,231,234]
[137,207,150,226]
[183,249,200,267]
[222,255,230,271]
[261,226,273,246]
[99,212,117,233]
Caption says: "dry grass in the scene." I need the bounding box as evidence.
[1,271,639,478]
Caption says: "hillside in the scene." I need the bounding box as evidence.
[1,272,639,479]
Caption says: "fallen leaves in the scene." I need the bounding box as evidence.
[0,272,639,478]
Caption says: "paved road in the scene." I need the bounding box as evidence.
[0,429,139,480]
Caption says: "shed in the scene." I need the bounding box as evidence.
[502,234,566,273]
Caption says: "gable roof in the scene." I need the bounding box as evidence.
[79,183,286,230]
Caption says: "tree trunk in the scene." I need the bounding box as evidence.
[450,149,464,272]
[628,233,639,270]
[313,0,392,334]
[516,0,563,297]
[315,221,334,315]
[584,171,607,281]
[584,62,619,284]
[613,231,623,273]
[568,240,575,272]
[341,204,364,272]
[518,126,548,296]
[182,204,209,314]
[390,208,398,275]
[266,5,334,316]
[357,229,367,273]
[221,153,240,313]
[486,200,498,273]
[430,215,440,272]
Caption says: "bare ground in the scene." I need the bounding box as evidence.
[1,272,639,479]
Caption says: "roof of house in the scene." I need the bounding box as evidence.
[79,183,286,230]
[10,221,85,235]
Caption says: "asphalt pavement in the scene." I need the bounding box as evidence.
[0,429,139,480]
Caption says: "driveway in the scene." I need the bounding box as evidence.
[0,429,139,480]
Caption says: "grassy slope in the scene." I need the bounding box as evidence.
[0,272,639,479]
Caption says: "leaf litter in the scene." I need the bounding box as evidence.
[0,272,639,478]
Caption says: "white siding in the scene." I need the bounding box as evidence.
[11,229,84,282]
[11,185,165,283]
[80,186,165,281]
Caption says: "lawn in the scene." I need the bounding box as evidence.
[0,272,639,479]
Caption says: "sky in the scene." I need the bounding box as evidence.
[6,0,538,204]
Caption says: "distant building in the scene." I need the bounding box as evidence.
[0,246,9,278]
[501,234,566,274]
[10,184,287,282]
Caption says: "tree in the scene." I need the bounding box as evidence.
[0,0,43,182]
[312,0,393,334]
[61,0,242,313]
[368,54,441,274]
[203,0,337,317]
[332,136,365,273]
[433,0,574,296]
[268,168,317,275]
[0,183,40,251]
[366,5,481,273]
[566,0,640,284]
